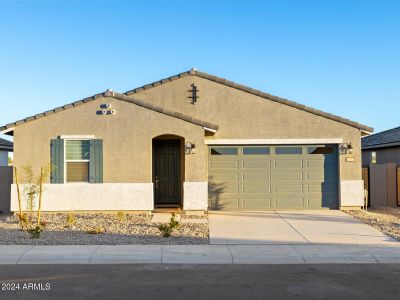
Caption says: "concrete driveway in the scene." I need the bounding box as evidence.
[208,210,398,245]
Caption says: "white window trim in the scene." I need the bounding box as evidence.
[60,135,95,140]
[64,138,92,184]
[204,138,343,145]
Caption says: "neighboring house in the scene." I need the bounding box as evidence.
[362,126,400,166]
[361,126,400,208]
[0,69,373,212]
[0,138,13,166]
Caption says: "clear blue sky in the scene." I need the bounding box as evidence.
[1,0,399,142]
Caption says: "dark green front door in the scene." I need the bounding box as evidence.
[153,140,181,206]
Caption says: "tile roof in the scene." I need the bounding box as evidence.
[0,68,372,133]
[0,90,218,133]
[362,126,400,149]
[125,69,373,132]
[108,91,218,130]
[0,137,13,151]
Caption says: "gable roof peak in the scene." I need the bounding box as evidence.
[124,69,373,132]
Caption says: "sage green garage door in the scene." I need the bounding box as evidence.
[208,145,338,209]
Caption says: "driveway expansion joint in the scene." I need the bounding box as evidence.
[274,210,311,244]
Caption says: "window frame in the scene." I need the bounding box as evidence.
[64,138,91,183]
[275,146,303,155]
[371,151,377,164]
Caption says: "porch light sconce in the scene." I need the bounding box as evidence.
[185,142,196,154]
[340,142,353,155]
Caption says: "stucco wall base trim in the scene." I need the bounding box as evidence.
[10,183,154,211]
[340,180,364,207]
[183,182,208,210]
[205,138,343,145]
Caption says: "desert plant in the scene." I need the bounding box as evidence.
[86,226,105,234]
[158,213,180,237]
[65,213,76,227]
[16,212,28,230]
[117,210,126,222]
[27,225,43,239]
[15,165,50,237]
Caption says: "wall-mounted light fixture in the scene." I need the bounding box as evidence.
[340,142,353,155]
[185,142,196,154]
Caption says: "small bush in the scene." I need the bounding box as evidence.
[86,226,105,234]
[16,212,28,229]
[158,214,180,237]
[27,225,43,239]
[65,213,76,227]
[117,210,126,222]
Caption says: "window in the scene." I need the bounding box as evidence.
[371,151,377,164]
[243,147,270,155]
[275,147,302,155]
[211,147,238,155]
[66,140,90,182]
[308,146,334,155]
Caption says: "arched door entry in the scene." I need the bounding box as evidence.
[153,139,182,207]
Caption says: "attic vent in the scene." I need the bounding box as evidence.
[188,84,199,105]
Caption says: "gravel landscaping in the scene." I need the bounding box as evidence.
[0,213,209,245]
[345,208,400,241]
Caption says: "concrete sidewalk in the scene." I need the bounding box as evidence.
[1,244,400,264]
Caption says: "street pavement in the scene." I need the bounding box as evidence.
[0,264,400,300]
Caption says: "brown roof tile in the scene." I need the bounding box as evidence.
[0,68,371,133]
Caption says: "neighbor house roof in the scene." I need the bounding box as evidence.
[0,137,13,151]
[0,69,372,133]
[362,126,400,150]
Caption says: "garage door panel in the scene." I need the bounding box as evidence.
[274,198,304,207]
[242,198,271,207]
[209,183,239,194]
[243,172,270,181]
[210,173,238,181]
[274,184,303,193]
[208,145,338,209]
[243,184,270,193]
[274,172,303,180]
[210,161,238,168]
[275,159,303,169]
[307,183,338,193]
[307,172,337,181]
[210,198,239,209]
[243,161,271,168]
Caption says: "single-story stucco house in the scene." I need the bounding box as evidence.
[0,138,13,166]
[0,69,373,212]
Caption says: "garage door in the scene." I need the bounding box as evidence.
[208,145,338,210]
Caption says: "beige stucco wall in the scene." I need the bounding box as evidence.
[13,97,207,183]
[129,76,363,181]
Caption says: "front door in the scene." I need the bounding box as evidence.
[153,140,181,206]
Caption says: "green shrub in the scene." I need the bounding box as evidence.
[117,210,126,222]
[27,225,43,239]
[65,213,76,227]
[158,214,180,237]
[16,212,28,229]
[86,226,105,234]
